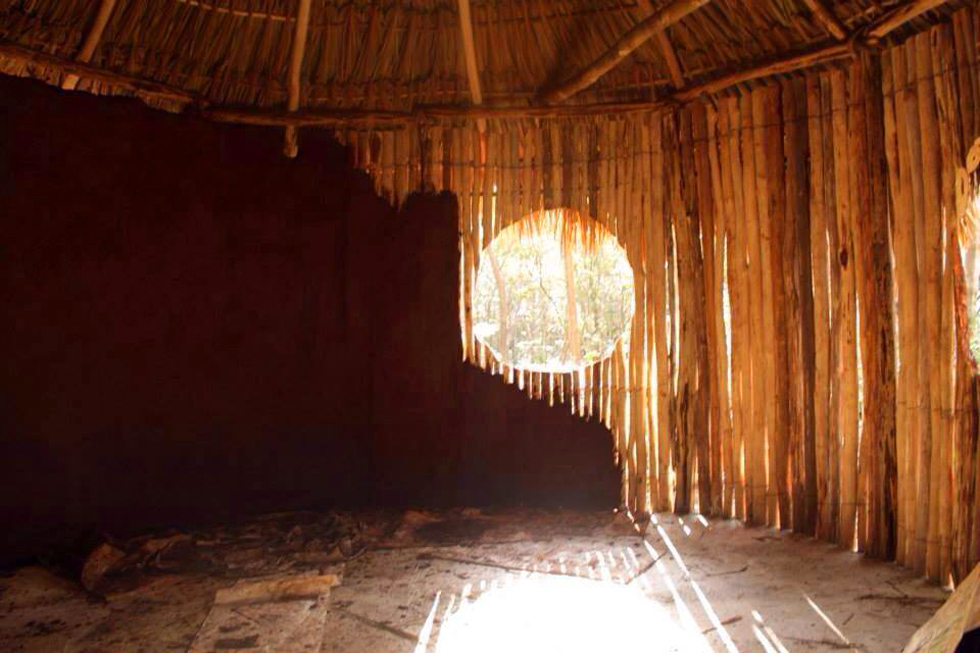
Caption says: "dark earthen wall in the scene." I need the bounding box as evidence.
[0,76,618,562]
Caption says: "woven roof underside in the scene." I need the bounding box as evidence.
[0,0,968,112]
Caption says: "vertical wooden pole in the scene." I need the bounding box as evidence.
[763,85,792,528]
[831,68,859,550]
[62,0,118,90]
[707,103,734,517]
[727,97,751,521]
[752,88,780,527]
[785,77,817,534]
[650,114,673,512]
[915,32,945,581]
[693,102,722,514]
[284,0,313,158]
[741,92,767,524]
[858,53,899,559]
[884,47,920,566]
[807,74,833,540]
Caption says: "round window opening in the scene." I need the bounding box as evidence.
[473,210,635,372]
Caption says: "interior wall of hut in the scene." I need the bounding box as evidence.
[2,0,980,598]
[0,74,619,564]
[309,6,980,588]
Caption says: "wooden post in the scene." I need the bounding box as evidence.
[763,85,791,528]
[784,77,816,535]
[913,31,945,581]
[692,102,722,514]
[831,68,859,550]
[457,0,487,133]
[857,53,898,559]
[740,91,767,525]
[62,0,118,90]
[807,74,832,539]
[284,0,312,158]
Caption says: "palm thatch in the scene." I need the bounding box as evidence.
[0,0,967,121]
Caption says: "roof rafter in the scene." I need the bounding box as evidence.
[62,0,117,91]
[1,42,197,104]
[654,32,685,88]
[456,0,486,132]
[284,0,312,158]
[636,0,685,88]
[866,0,951,40]
[801,0,848,40]
[540,0,711,104]
[675,40,855,102]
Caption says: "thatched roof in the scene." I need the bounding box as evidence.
[0,0,966,126]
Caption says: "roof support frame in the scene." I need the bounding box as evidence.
[540,0,711,103]
[866,0,951,40]
[801,0,848,40]
[456,0,486,132]
[62,0,117,91]
[636,0,685,88]
[284,0,312,158]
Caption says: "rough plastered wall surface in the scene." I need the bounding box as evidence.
[0,75,619,564]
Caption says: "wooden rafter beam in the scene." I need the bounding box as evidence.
[674,40,855,102]
[62,0,118,90]
[0,42,198,104]
[865,0,951,40]
[456,0,486,132]
[801,0,848,40]
[205,99,672,126]
[637,0,685,88]
[284,0,312,158]
[540,0,710,103]
[654,32,685,88]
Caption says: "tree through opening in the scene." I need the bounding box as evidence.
[473,210,634,372]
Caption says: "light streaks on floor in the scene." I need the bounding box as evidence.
[409,512,752,652]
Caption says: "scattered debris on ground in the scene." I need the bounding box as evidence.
[0,510,950,652]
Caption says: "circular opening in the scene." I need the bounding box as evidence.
[473,210,635,372]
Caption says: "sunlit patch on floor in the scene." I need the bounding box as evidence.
[434,574,701,653]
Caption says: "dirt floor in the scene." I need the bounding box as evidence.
[0,509,948,652]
